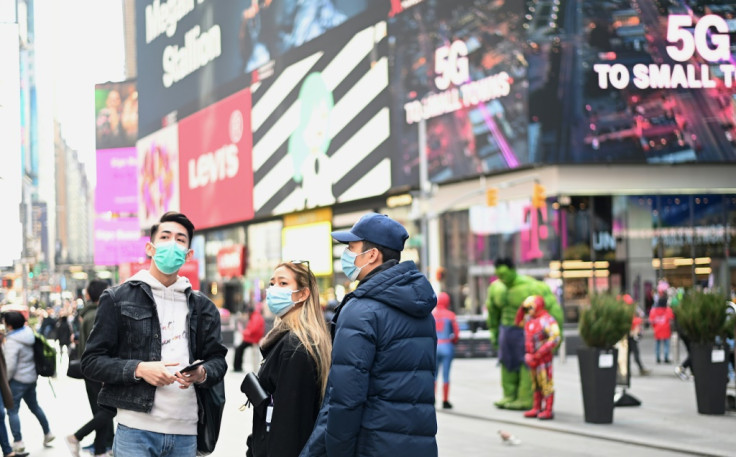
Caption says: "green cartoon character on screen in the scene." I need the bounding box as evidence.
[288,72,335,209]
[486,258,564,410]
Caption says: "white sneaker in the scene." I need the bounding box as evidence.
[13,440,25,452]
[44,432,56,446]
[66,434,80,457]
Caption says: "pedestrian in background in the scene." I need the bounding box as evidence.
[245,261,332,457]
[82,211,228,457]
[433,291,459,409]
[649,282,674,364]
[66,279,114,457]
[3,311,55,453]
[0,330,28,457]
[233,304,265,373]
[300,213,438,457]
[55,312,72,362]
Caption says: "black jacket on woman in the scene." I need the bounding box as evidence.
[246,329,322,457]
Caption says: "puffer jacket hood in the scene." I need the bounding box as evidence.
[353,260,436,318]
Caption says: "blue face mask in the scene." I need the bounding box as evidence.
[266,286,303,317]
[341,247,373,281]
[152,241,188,275]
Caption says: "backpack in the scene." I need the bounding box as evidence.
[33,332,57,377]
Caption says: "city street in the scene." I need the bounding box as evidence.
[12,329,736,457]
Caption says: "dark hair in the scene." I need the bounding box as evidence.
[86,279,109,303]
[3,311,26,330]
[495,257,515,270]
[150,211,195,247]
[362,240,401,262]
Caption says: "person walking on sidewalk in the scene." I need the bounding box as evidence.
[3,311,55,453]
[649,286,675,364]
[0,331,28,457]
[621,294,650,375]
[233,304,265,373]
[82,211,228,457]
[66,279,114,457]
[433,292,459,409]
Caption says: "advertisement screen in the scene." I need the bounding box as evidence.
[135,0,376,136]
[136,124,181,229]
[251,18,392,216]
[94,217,148,266]
[529,2,736,164]
[389,0,528,188]
[282,221,333,276]
[95,147,138,214]
[95,80,138,149]
[179,88,254,229]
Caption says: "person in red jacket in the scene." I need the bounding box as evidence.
[649,292,675,364]
[233,304,266,372]
[433,292,459,409]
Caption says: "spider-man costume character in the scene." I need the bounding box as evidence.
[515,295,560,420]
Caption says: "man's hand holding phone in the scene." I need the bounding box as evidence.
[175,360,207,388]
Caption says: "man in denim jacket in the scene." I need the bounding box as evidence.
[82,212,227,457]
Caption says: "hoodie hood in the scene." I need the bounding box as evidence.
[128,269,191,293]
[8,325,35,347]
[353,260,436,318]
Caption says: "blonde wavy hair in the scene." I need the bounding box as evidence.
[268,261,332,397]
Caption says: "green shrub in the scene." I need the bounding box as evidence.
[579,294,634,349]
[674,291,734,345]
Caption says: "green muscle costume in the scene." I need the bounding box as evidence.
[486,262,564,410]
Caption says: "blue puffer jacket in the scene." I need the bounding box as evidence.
[300,260,438,457]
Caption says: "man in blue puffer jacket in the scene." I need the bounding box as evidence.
[300,213,438,457]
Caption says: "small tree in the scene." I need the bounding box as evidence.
[579,294,634,349]
[674,291,734,345]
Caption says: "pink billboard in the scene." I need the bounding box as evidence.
[95,147,138,214]
[178,88,254,229]
[94,217,148,266]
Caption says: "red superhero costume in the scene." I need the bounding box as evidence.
[514,295,560,420]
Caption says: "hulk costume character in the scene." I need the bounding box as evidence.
[486,258,564,410]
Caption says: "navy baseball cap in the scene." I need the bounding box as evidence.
[331,213,409,252]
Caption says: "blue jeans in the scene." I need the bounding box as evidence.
[8,379,50,442]
[655,338,671,362]
[0,406,12,455]
[113,424,197,457]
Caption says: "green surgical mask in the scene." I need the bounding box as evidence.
[152,241,188,274]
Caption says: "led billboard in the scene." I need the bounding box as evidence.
[135,0,376,136]
[95,80,138,149]
[136,124,180,229]
[178,88,254,229]
[95,147,138,214]
[389,0,529,188]
[94,217,148,266]
[528,1,736,164]
[251,18,392,216]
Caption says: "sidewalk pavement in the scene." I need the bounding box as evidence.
[14,329,736,457]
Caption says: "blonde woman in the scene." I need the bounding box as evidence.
[245,261,331,457]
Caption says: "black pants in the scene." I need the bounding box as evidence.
[74,378,115,454]
[628,336,645,371]
[680,333,692,371]
[233,342,254,372]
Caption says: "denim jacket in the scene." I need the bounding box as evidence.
[81,279,228,413]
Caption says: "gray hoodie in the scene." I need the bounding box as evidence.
[5,325,37,383]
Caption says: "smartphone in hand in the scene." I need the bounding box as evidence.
[180,360,205,373]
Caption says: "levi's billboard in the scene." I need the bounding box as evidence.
[178,88,254,229]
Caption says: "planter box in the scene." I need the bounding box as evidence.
[578,346,618,424]
[690,342,729,415]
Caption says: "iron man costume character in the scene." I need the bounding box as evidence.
[514,295,560,420]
